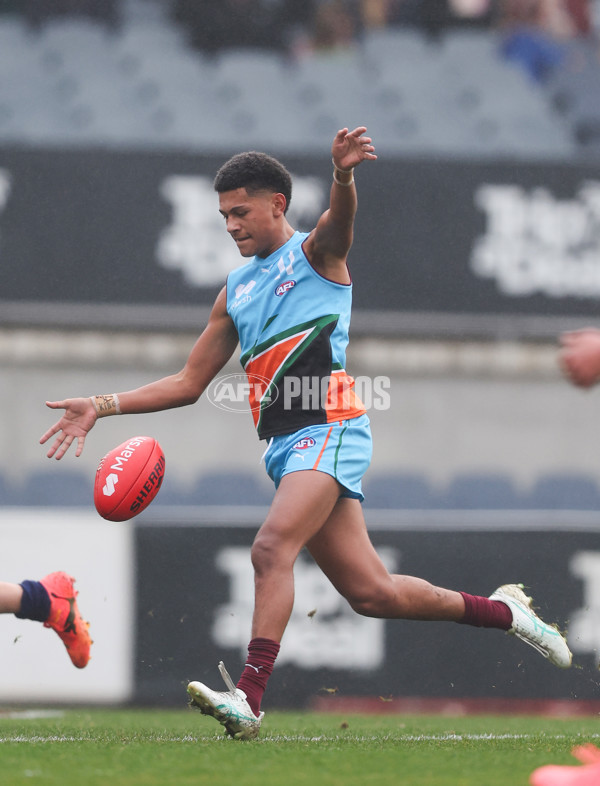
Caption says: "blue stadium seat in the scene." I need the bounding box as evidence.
[0,473,18,505]
[361,26,431,69]
[0,17,585,157]
[544,40,600,153]
[440,473,522,510]
[441,28,502,66]
[524,473,600,510]
[363,472,437,509]
[19,469,91,506]
[154,470,272,507]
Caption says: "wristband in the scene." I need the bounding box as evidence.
[90,393,121,417]
[332,158,354,185]
[333,168,355,186]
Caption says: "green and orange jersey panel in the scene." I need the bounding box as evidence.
[226,231,366,440]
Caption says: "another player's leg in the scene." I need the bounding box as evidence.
[0,581,25,614]
[7,572,92,668]
[188,470,343,739]
[307,497,571,667]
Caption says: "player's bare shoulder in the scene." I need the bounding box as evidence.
[302,223,352,285]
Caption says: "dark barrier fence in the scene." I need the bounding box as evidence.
[134,510,600,708]
[2,148,600,338]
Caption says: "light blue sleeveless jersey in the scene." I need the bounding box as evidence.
[226,231,366,439]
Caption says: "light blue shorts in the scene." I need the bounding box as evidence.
[263,414,372,501]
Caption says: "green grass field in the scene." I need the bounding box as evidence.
[1,708,599,786]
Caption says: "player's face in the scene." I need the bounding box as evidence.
[218,188,285,259]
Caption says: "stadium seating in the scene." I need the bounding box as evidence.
[2,468,600,511]
[154,470,273,507]
[363,472,439,510]
[363,472,439,509]
[523,473,600,510]
[17,469,91,506]
[439,472,523,510]
[544,39,600,156]
[0,472,18,505]
[0,13,584,158]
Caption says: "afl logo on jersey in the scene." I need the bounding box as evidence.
[292,437,316,450]
[275,280,296,296]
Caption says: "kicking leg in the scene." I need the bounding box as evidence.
[307,497,466,620]
[307,498,571,668]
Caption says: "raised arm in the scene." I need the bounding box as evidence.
[303,126,376,282]
[40,286,239,459]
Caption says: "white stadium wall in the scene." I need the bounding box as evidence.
[0,510,134,703]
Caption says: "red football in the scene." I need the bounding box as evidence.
[93,436,165,521]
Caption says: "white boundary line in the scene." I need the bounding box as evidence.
[3,732,600,744]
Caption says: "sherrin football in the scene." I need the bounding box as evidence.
[94,436,165,521]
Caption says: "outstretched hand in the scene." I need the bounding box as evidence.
[559,328,600,388]
[39,397,98,459]
[331,126,377,172]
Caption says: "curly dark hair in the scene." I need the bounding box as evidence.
[213,151,292,214]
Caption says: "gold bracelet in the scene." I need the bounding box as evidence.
[90,393,121,418]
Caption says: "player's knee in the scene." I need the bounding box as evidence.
[250,531,286,575]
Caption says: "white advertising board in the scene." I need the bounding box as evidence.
[0,508,133,703]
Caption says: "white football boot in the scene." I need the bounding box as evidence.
[187,661,264,740]
[489,583,572,669]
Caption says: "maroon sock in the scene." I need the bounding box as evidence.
[458,592,513,630]
[236,637,280,716]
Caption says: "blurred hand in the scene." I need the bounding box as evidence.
[559,328,600,388]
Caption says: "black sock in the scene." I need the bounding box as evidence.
[15,580,51,622]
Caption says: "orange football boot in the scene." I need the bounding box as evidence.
[40,572,92,669]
